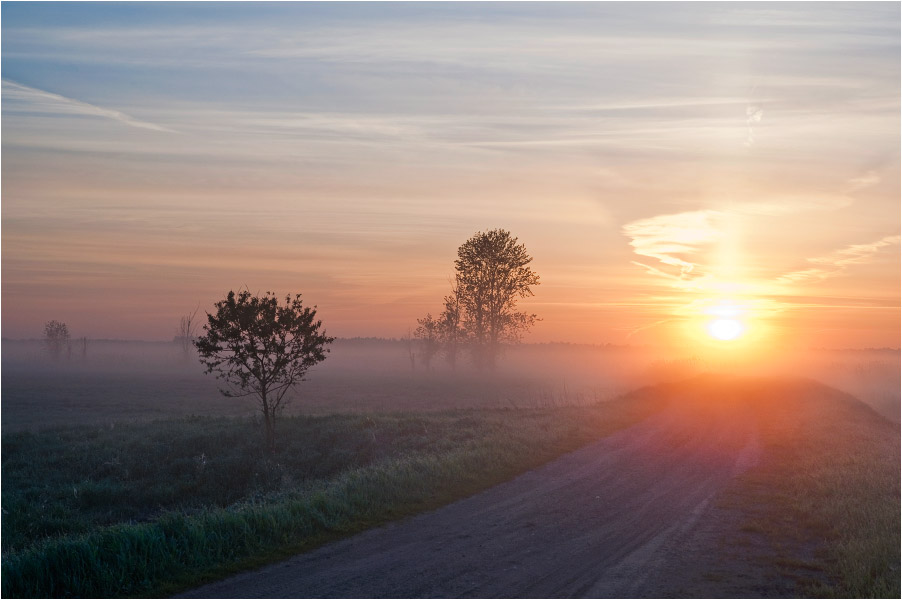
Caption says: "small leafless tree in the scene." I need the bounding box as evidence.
[414,313,441,372]
[403,329,416,372]
[439,279,464,370]
[176,307,199,359]
[43,320,70,361]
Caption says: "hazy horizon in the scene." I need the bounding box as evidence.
[3,2,899,350]
[3,335,900,353]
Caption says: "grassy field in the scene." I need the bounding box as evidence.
[1,396,664,598]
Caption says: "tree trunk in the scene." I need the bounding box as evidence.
[261,393,276,454]
[485,344,497,370]
[266,413,275,454]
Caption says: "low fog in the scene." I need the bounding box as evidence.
[2,338,898,433]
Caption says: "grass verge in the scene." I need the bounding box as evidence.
[2,395,662,598]
[717,377,900,598]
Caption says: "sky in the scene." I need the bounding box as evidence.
[2,2,899,349]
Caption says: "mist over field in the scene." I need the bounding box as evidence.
[3,338,898,432]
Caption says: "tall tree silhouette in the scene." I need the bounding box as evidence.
[454,229,540,369]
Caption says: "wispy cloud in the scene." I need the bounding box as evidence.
[730,193,852,216]
[814,235,901,267]
[622,210,725,279]
[847,169,881,190]
[630,261,682,281]
[777,235,901,284]
[744,103,764,146]
[2,79,176,133]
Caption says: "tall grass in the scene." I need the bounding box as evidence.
[2,398,662,598]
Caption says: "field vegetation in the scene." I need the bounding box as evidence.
[710,377,899,598]
[1,396,664,598]
[750,384,898,597]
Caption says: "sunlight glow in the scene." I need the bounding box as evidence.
[707,318,744,341]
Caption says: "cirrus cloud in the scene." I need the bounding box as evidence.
[622,210,726,279]
[776,234,901,284]
[2,79,177,133]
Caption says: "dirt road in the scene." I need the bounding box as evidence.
[181,393,769,598]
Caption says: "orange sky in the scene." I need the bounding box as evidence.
[2,3,899,349]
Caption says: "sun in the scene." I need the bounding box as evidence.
[706,318,744,341]
[681,298,761,347]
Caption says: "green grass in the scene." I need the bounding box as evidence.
[2,396,663,598]
[715,378,900,598]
